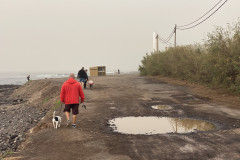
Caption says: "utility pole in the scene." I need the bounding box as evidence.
[156,33,159,53]
[153,32,159,53]
[174,24,177,48]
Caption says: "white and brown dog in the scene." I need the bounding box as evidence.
[52,111,62,129]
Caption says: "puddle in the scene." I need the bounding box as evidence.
[109,117,216,135]
[109,107,117,110]
[151,105,172,110]
[153,91,179,94]
[151,100,163,103]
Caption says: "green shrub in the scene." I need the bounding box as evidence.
[139,20,240,93]
[1,151,14,160]
[53,100,62,110]
[42,97,50,104]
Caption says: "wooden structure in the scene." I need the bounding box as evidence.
[89,66,106,76]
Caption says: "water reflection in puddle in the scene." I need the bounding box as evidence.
[151,105,172,110]
[109,117,216,135]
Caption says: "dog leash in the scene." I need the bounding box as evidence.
[59,103,63,116]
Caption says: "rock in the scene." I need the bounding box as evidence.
[10,134,18,139]
[1,146,7,151]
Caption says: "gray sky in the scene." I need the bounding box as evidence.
[0,0,239,73]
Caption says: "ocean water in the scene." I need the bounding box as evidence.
[0,71,139,85]
[0,72,69,85]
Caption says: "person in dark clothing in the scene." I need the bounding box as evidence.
[84,69,88,89]
[27,75,30,81]
[77,67,88,88]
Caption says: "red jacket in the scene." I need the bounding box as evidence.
[60,78,85,104]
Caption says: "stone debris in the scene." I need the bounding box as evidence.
[0,83,57,156]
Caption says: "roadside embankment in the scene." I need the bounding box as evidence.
[0,79,64,157]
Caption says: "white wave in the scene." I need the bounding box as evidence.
[0,72,69,85]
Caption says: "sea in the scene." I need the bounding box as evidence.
[0,72,69,85]
[0,71,138,85]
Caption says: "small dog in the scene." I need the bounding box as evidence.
[52,111,62,129]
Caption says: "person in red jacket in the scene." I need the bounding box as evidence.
[60,73,85,128]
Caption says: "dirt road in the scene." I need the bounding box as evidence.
[5,74,240,160]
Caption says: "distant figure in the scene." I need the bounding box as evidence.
[118,69,120,74]
[84,69,88,89]
[77,67,88,88]
[60,73,85,128]
[27,75,30,81]
[88,79,94,89]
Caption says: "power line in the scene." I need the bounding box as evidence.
[153,0,228,49]
[177,0,228,30]
[158,36,172,46]
[177,0,223,28]
[157,27,175,43]
[164,28,175,42]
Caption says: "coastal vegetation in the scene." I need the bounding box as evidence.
[42,97,50,104]
[139,21,240,93]
[0,151,13,160]
[54,100,62,110]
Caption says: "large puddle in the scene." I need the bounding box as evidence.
[109,117,216,135]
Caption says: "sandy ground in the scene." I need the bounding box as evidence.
[4,74,240,160]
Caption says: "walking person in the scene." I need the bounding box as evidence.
[60,73,85,128]
[84,69,88,89]
[77,67,88,88]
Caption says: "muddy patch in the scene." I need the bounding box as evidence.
[172,94,210,103]
[151,105,172,110]
[109,116,216,135]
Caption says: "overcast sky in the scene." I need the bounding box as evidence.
[0,0,239,73]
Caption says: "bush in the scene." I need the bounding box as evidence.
[139,20,240,93]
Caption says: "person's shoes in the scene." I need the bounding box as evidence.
[66,120,70,126]
[72,124,76,128]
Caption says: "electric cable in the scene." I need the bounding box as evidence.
[157,27,175,43]
[177,0,228,30]
[163,28,175,42]
[177,0,223,28]
[158,36,173,45]
[158,37,172,45]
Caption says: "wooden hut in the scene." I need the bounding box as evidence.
[89,66,106,76]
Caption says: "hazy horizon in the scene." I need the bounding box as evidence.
[0,0,239,73]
